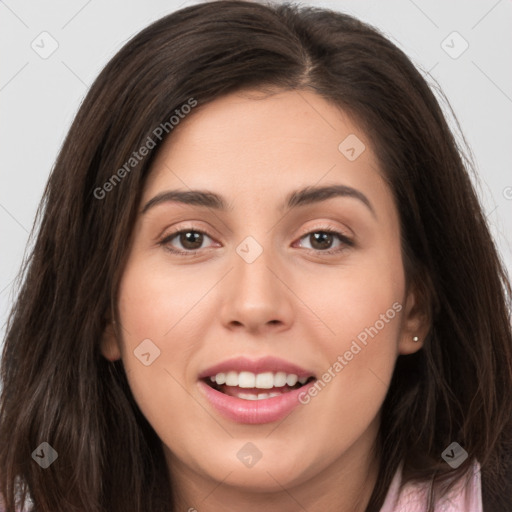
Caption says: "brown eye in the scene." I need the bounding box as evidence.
[177,231,204,250]
[160,229,215,255]
[296,229,354,254]
[309,232,335,250]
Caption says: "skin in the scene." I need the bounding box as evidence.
[101,88,429,512]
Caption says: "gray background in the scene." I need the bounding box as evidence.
[1,0,511,349]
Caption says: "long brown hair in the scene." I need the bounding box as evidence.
[1,1,511,511]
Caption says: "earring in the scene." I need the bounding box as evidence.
[413,336,420,342]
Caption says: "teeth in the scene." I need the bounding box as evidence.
[239,371,256,388]
[274,372,287,387]
[225,371,238,386]
[208,371,311,389]
[286,374,298,386]
[235,391,284,400]
[237,393,259,401]
[255,372,274,389]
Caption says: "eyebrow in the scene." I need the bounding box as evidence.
[141,184,376,217]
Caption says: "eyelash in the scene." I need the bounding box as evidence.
[158,225,354,257]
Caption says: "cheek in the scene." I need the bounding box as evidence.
[307,247,404,354]
[115,260,202,417]
[299,241,404,417]
[117,257,208,344]
[114,270,213,458]
[312,275,401,399]
[298,280,401,450]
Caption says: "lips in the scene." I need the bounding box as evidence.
[197,356,317,424]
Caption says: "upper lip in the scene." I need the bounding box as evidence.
[198,356,316,380]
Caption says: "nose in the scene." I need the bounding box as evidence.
[218,240,294,335]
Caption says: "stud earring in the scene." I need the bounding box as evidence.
[413,336,420,342]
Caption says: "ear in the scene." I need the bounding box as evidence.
[398,282,431,355]
[99,317,122,362]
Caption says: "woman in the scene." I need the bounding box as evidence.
[1,1,511,510]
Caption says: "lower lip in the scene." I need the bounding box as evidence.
[198,379,316,424]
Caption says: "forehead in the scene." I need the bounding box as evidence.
[143,88,390,213]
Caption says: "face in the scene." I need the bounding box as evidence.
[101,88,426,500]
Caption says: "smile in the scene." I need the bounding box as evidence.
[198,357,317,424]
[205,371,315,400]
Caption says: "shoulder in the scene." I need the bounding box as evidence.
[379,459,483,512]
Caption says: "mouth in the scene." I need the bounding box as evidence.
[202,371,317,401]
[198,357,318,423]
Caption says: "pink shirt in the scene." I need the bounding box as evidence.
[380,460,483,511]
